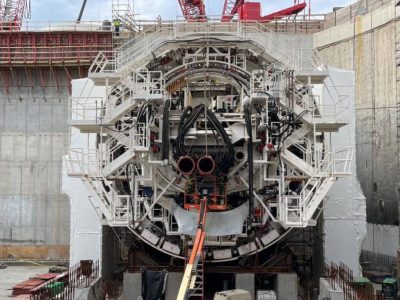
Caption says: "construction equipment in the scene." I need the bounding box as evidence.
[179,0,307,22]
[247,1,307,22]
[178,0,206,22]
[221,0,244,22]
[0,0,30,30]
[177,197,208,300]
[77,0,88,22]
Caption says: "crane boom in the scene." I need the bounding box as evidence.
[178,0,206,22]
[221,0,243,22]
[177,198,208,300]
[221,0,307,23]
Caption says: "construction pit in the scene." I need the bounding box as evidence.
[1,0,400,299]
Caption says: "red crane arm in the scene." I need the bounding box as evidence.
[178,0,206,22]
[260,2,306,22]
[221,0,244,22]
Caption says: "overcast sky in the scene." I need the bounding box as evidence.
[30,0,354,22]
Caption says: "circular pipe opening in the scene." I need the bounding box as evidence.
[197,156,216,176]
[177,156,196,175]
[235,151,244,161]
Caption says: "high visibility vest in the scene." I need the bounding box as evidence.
[113,20,121,27]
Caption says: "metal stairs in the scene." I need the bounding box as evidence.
[83,173,132,227]
[82,177,112,222]
[303,177,336,221]
[281,150,315,177]
[106,129,130,147]
[284,125,310,149]
[188,251,204,299]
[101,149,136,177]
[280,151,340,228]
[103,98,138,125]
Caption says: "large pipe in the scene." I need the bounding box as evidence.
[197,156,216,176]
[177,156,196,175]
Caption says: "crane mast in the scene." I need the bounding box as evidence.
[0,0,30,30]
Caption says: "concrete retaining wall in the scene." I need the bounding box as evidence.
[0,69,75,259]
[315,2,399,225]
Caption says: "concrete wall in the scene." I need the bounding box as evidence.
[363,223,399,256]
[276,273,298,300]
[324,0,392,29]
[0,69,73,259]
[315,2,399,226]
[235,273,255,300]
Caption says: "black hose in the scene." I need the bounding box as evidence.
[244,103,254,224]
[172,104,235,173]
[162,100,170,160]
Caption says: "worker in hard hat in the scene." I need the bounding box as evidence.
[112,19,122,36]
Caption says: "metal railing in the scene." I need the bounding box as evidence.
[281,146,353,225]
[323,261,384,300]
[30,260,100,300]
[70,97,102,123]
[89,20,322,76]
[333,146,353,175]
[111,195,131,225]
[65,148,99,177]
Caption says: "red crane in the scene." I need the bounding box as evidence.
[221,0,244,22]
[178,0,206,22]
[222,0,307,22]
[0,0,31,30]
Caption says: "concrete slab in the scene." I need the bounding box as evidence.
[0,265,49,298]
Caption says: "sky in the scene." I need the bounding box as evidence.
[30,0,355,22]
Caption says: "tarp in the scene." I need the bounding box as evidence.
[141,269,168,300]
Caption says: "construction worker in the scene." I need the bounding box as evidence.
[112,19,121,36]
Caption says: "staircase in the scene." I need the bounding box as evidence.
[79,163,132,226]
[281,149,315,177]
[103,97,138,125]
[102,149,135,177]
[280,151,340,228]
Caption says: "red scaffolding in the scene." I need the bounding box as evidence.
[0,30,113,66]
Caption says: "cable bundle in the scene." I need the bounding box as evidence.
[172,104,235,173]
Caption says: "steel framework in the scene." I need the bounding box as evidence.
[221,0,244,22]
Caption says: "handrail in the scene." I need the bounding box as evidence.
[298,157,332,223]
[98,20,319,76]
[70,97,102,122]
